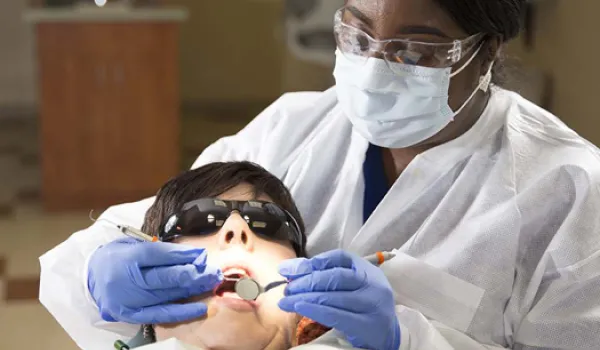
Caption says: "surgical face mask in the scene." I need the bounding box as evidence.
[333,46,493,148]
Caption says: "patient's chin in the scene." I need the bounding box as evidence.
[155,301,288,350]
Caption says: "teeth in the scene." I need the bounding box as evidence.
[222,291,242,300]
[223,268,248,277]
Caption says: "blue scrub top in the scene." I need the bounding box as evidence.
[362,144,390,223]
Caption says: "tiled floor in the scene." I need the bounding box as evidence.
[0,104,263,349]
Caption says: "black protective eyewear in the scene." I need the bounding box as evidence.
[159,198,304,255]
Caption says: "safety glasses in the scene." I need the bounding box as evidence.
[159,198,304,256]
[333,8,484,69]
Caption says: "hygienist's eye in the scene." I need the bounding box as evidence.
[355,33,370,52]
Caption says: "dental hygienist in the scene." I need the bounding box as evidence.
[40,0,600,349]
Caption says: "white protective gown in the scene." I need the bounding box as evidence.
[39,87,600,350]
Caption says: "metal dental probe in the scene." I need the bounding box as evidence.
[89,210,158,242]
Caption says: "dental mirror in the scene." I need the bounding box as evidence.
[235,278,288,301]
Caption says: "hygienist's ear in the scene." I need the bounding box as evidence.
[480,37,501,75]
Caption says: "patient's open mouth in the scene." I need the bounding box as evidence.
[215,268,250,298]
[213,268,259,311]
[215,277,239,297]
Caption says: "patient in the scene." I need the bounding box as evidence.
[137,161,330,349]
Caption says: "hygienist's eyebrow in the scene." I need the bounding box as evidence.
[345,5,450,39]
[345,6,373,26]
[397,25,450,38]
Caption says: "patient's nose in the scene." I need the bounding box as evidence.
[218,212,255,252]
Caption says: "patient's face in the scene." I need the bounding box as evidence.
[154,183,300,350]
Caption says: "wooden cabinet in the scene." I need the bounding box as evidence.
[33,17,184,211]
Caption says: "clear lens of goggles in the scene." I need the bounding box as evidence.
[333,8,484,69]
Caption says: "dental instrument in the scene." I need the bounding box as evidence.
[234,278,289,301]
[363,251,396,266]
[89,210,158,242]
[233,251,396,301]
[114,339,130,350]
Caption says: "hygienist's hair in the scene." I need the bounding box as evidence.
[432,0,526,84]
[142,161,307,256]
[433,0,524,41]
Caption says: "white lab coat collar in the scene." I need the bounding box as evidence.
[419,86,513,167]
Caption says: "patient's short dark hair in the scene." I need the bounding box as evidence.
[142,161,307,256]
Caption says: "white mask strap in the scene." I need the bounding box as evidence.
[450,44,483,78]
[453,62,494,117]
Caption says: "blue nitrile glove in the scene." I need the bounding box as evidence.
[88,237,223,324]
[278,249,401,350]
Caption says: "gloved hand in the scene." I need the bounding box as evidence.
[278,249,401,350]
[88,237,223,324]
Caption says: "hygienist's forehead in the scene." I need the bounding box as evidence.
[344,0,469,39]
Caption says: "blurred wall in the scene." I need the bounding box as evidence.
[506,1,600,146]
[172,0,332,104]
[171,0,285,103]
[280,49,333,92]
[0,0,36,108]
